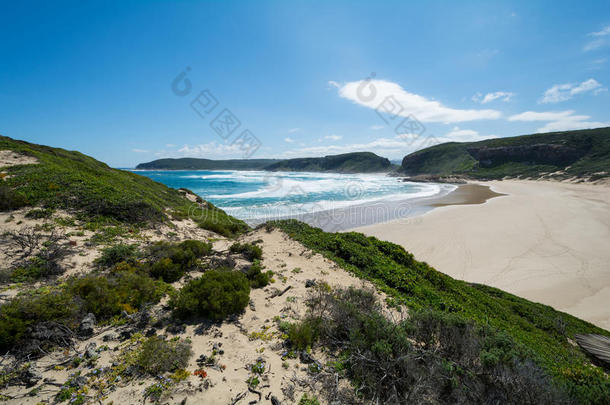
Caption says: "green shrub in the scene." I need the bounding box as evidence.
[0,289,80,352]
[67,270,165,319]
[178,239,212,258]
[149,257,183,283]
[293,286,570,404]
[9,258,47,282]
[24,208,54,219]
[171,269,250,320]
[287,319,320,350]
[0,183,27,211]
[229,242,263,261]
[245,260,273,288]
[136,336,192,375]
[298,394,320,405]
[146,240,211,282]
[95,244,140,268]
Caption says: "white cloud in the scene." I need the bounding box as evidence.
[288,128,301,133]
[336,79,501,123]
[591,26,610,36]
[282,129,495,160]
[171,142,242,158]
[284,137,295,143]
[165,144,176,148]
[508,111,582,121]
[327,80,341,89]
[584,26,610,51]
[540,79,606,103]
[592,57,607,65]
[472,91,514,104]
[324,134,343,141]
[509,110,609,133]
[132,148,149,153]
[444,127,497,142]
[369,125,385,130]
[282,135,438,159]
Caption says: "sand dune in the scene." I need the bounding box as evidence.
[353,180,610,330]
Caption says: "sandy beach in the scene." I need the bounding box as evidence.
[352,180,610,330]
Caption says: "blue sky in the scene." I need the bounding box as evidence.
[1,0,609,167]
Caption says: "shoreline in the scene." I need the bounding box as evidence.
[245,182,461,231]
[350,180,610,330]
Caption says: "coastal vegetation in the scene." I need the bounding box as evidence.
[170,269,251,320]
[1,136,608,403]
[0,135,248,237]
[288,286,570,404]
[268,219,610,404]
[401,127,610,180]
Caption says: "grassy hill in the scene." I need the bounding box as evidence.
[401,127,610,180]
[0,135,248,237]
[264,151,394,173]
[269,220,610,403]
[136,157,281,170]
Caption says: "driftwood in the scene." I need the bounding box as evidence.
[271,286,292,298]
[574,334,610,365]
[231,391,247,405]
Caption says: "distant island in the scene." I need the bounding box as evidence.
[264,152,393,173]
[135,157,282,170]
[137,152,395,173]
[401,127,610,181]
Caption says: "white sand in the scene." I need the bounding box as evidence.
[0,150,38,168]
[352,180,610,330]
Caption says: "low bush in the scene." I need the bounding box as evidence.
[146,240,211,282]
[287,319,320,350]
[0,289,80,353]
[95,243,140,268]
[298,394,320,405]
[149,257,183,283]
[9,257,50,282]
[245,260,273,288]
[171,269,250,320]
[229,242,263,261]
[136,336,192,375]
[292,286,571,404]
[24,208,54,219]
[67,270,166,319]
[2,228,72,282]
[0,183,27,211]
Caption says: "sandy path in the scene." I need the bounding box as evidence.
[352,180,610,330]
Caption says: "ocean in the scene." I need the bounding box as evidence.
[133,170,456,230]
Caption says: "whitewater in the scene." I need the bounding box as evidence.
[135,170,455,227]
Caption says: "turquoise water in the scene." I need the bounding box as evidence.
[133,170,454,226]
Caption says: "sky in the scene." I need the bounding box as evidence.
[1,0,609,167]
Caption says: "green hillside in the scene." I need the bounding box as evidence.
[0,135,247,236]
[137,152,395,173]
[264,151,394,173]
[401,127,610,180]
[136,157,281,170]
[269,220,610,403]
